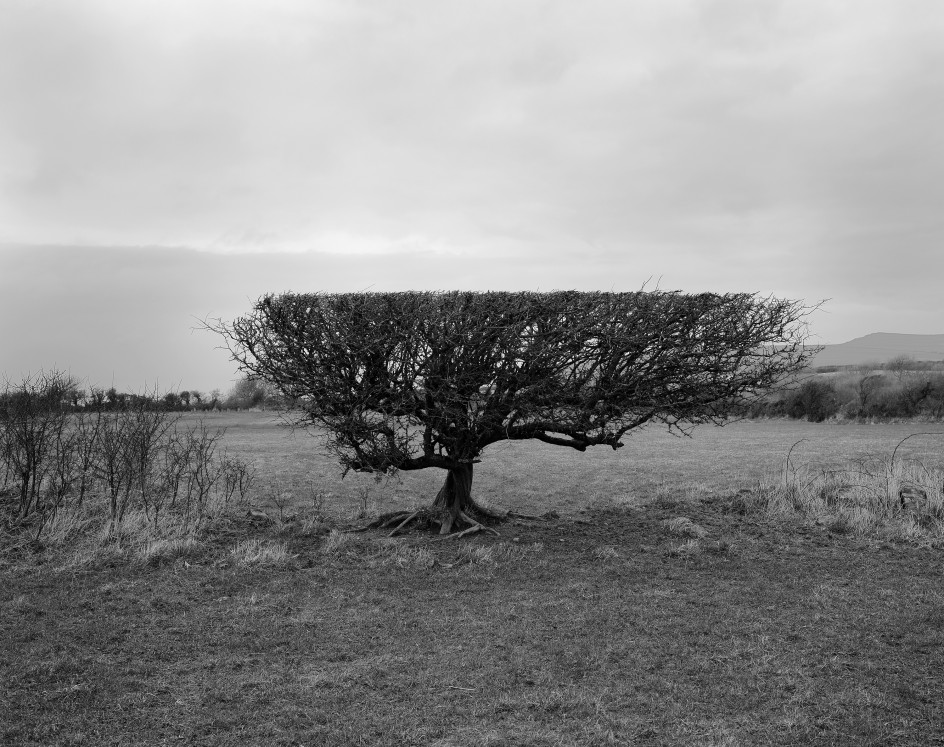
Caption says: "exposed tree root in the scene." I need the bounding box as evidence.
[345,524,373,533]
[376,511,416,529]
[388,509,423,537]
[347,509,425,533]
[470,504,509,521]
[352,504,501,538]
[447,511,500,539]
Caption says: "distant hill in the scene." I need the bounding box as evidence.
[809,333,944,368]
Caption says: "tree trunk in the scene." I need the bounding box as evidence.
[432,463,475,514]
[432,463,477,533]
[364,462,500,537]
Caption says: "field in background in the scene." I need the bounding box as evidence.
[207,411,944,518]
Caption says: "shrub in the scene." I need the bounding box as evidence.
[750,372,944,421]
[784,378,840,422]
[0,375,258,554]
[0,371,78,524]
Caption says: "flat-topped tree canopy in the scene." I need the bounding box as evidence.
[215,290,815,535]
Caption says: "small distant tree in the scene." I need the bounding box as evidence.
[67,387,85,409]
[884,354,914,382]
[214,291,815,534]
[224,376,272,410]
[88,388,107,409]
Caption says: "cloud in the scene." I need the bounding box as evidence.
[1,0,942,361]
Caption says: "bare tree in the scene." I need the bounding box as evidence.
[885,354,915,382]
[213,291,815,535]
[224,376,279,410]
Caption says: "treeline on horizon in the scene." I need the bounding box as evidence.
[6,357,944,424]
[749,357,944,422]
[0,374,288,414]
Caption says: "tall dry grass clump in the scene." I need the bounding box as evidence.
[734,436,944,541]
[230,538,293,567]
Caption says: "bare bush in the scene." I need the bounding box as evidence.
[0,371,79,531]
[123,402,179,523]
[218,454,257,507]
[0,374,258,548]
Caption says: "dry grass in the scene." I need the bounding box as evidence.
[3,502,943,745]
[138,536,203,565]
[731,448,944,541]
[229,538,294,566]
[2,507,215,570]
[661,516,708,538]
[591,544,620,561]
[379,541,436,569]
[665,537,704,558]
[321,528,360,555]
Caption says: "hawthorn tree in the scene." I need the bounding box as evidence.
[215,290,814,535]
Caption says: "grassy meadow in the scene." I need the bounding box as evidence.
[3,413,944,745]
[211,411,944,519]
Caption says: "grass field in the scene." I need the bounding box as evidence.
[3,414,944,745]
[208,411,944,519]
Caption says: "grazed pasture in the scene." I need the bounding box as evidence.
[3,414,944,745]
[209,411,944,518]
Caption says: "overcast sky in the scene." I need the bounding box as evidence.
[2,0,942,393]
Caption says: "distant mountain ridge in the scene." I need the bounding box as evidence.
[809,333,944,368]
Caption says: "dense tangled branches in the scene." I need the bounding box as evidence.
[214,291,814,528]
[0,372,256,538]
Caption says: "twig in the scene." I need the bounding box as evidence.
[783,439,807,488]
[389,509,422,537]
[459,511,500,536]
[891,432,944,465]
[450,525,483,540]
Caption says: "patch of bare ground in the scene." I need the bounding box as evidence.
[2,502,943,746]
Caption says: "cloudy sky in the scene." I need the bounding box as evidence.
[1,0,942,393]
